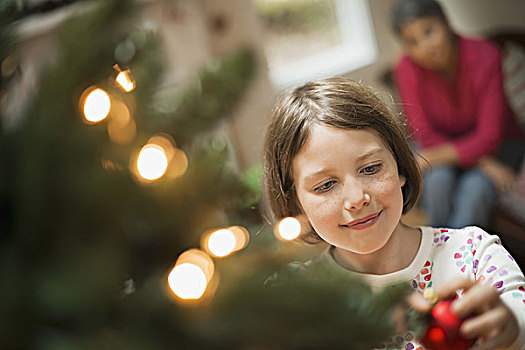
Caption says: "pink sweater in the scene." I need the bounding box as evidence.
[395,36,523,168]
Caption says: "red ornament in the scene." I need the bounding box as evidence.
[421,298,475,350]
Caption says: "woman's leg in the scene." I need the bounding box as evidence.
[422,166,457,227]
[449,168,497,229]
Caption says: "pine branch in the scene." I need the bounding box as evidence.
[150,48,258,147]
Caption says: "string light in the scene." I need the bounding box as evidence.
[115,70,135,92]
[227,225,250,252]
[208,229,236,258]
[201,226,250,258]
[147,134,176,160]
[167,249,215,301]
[81,87,111,123]
[133,134,183,183]
[275,217,302,241]
[168,263,208,300]
[136,144,168,181]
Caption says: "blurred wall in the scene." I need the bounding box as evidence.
[441,0,525,36]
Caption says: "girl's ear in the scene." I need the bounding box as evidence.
[399,174,406,187]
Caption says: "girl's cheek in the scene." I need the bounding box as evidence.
[303,195,336,220]
[368,175,396,194]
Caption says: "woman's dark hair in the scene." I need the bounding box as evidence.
[391,0,448,35]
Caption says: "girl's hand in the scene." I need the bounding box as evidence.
[409,278,519,349]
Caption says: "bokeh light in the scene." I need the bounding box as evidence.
[107,100,136,144]
[208,229,236,258]
[81,87,111,123]
[228,225,250,252]
[169,148,189,178]
[147,134,176,160]
[167,249,215,301]
[136,144,168,181]
[167,263,207,300]
[116,70,135,92]
[275,217,302,241]
[201,226,250,258]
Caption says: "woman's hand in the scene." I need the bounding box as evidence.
[418,143,460,171]
[478,156,516,193]
[409,278,519,349]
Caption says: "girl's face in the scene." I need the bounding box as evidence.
[399,16,454,72]
[292,125,406,254]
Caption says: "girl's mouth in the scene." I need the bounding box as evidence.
[343,211,382,230]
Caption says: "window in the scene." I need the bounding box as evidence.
[255,0,377,88]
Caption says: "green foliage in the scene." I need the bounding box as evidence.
[189,250,410,349]
[150,48,257,146]
[0,0,258,348]
[238,162,263,207]
[0,0,411,349]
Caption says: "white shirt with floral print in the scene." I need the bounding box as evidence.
[318,226,525,350]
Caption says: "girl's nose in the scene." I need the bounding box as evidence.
[343,186,370,211]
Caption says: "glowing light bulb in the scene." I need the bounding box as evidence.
[82,87,111,123]
[167,263,207,300]
[208,229,236,258]
[277,217,301,240]
[136,144,168,181]
[228,225,250,251]
[116,70,135,92]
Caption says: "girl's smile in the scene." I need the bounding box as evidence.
[342,210,382,230]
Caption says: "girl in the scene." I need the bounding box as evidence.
[263,78,524,349]
[391,0,525,229]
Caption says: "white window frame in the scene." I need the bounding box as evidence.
[267,0,377,88]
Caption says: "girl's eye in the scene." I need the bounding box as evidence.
[362,164,382,175]
[315,180,336,193]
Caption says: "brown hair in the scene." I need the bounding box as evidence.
[263,77,421,243]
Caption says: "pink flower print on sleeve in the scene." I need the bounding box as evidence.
[412,260,433,291]
[453,243,474,274]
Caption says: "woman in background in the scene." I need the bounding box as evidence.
[392,0,525,229]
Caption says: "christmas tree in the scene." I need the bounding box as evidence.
[0,1,410,349]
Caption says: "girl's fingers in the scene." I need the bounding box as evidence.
[451,283,499,318]
[460,305,507,338]
[420,278,519,349]
[470,318,519,350]
[406,291,432,313]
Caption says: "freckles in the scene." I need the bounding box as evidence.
[303,196,337,223]
[370,172,400,195]
[311,199,335,217]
